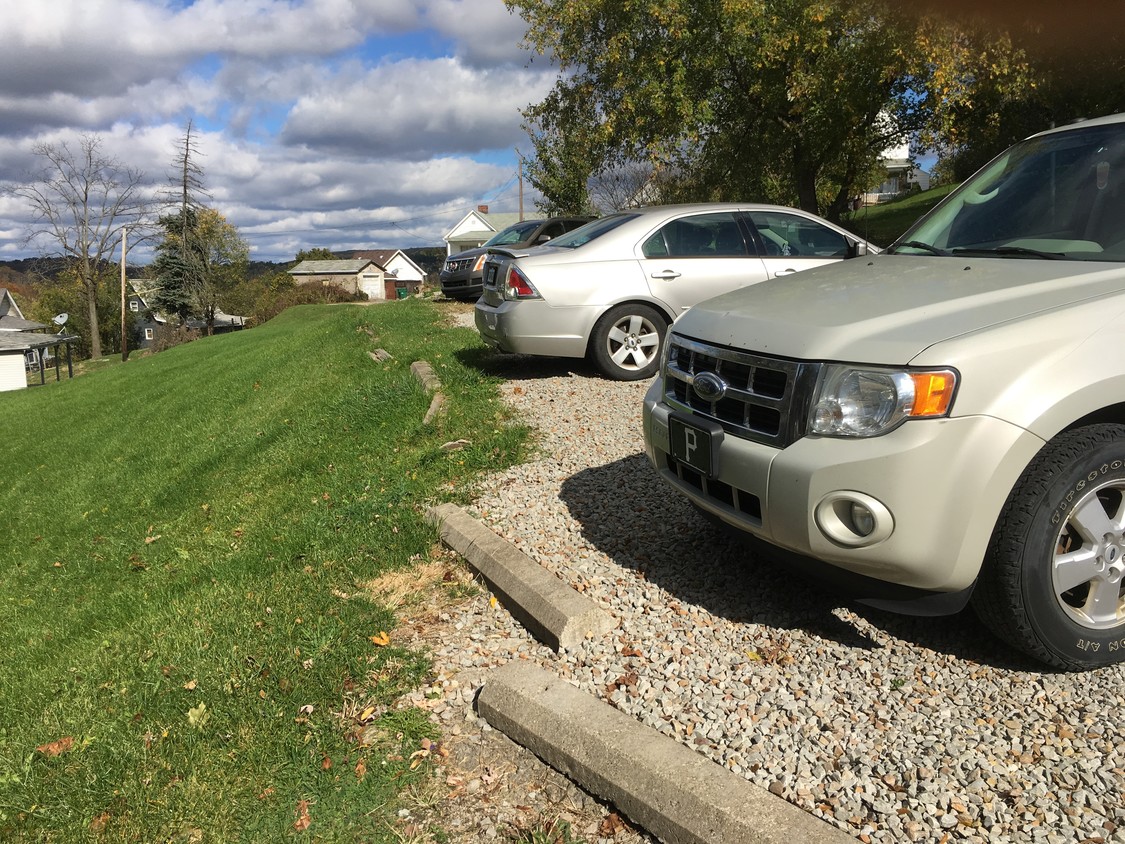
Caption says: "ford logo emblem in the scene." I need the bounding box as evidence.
[692,371,727,402]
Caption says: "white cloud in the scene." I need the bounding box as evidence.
[424,0,539,67]
[282,55,554,158]
[0,0,555,261]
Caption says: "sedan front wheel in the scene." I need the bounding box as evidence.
[590,304,667,381]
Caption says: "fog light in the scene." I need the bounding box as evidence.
[814,492,894,548]
[850,502,876,537]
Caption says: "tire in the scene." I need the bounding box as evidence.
[972,424,1125,670]
[589,304,667,381]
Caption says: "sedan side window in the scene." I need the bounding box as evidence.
[746,211,848,258]
[642,212,749,258]
[538,222,566,241]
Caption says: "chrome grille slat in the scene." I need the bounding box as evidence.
[663,334,820,448]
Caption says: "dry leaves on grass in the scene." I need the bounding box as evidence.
[35,737,74,757]
[293,799,312,831]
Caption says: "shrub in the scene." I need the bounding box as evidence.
[151,323,202,352]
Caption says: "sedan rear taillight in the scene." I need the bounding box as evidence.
[505,266,541,300]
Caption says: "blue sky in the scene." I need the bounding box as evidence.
[0,0,555,262]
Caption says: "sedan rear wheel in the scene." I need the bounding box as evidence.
[590,304,666,380]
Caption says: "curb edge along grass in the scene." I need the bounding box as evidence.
[428,504,856,844]
[426,503,616,650]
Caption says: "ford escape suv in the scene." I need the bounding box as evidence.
[643,114,1125,669]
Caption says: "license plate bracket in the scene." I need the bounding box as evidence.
[669,414,723,478]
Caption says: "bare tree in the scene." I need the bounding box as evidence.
[587,161,662,214]
[11,134,150,358]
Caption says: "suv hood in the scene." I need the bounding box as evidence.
[675,255,1125,363]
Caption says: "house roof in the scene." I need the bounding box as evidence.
[0,287,46,331]
[289,259,379,275]
[0,331,77,352]
[350,250,393,268]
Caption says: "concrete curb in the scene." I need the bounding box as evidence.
[478,662,856,844]
[426,503,617,651]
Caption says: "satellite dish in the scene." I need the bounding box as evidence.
[52,313,68,326]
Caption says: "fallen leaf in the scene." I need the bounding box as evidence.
[369,631,391,646]
[187,702,209,730]
[354,759,367,780]
[321,755,332,771]
[293,799,312,831]
[183,679,198,691]
[89,812,110,833]
[257,787,275,800]
[357,706,378,724]
[298,704,315,716]
[36,737,74,757]
[599,812,627,837]
[144,535,161,545]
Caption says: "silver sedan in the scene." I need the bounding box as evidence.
[474,203,877,380]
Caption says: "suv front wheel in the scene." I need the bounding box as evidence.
[974,424,1125,670]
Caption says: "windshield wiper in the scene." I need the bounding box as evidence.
[890,240,950,256]
[951,246,1066,260]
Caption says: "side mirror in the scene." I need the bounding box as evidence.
[852,241,869,258]
[536,234,552,244]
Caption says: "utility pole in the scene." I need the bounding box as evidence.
[120,228,129,362]
[518,158,524,221]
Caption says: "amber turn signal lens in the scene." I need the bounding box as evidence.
[909,370,956,417]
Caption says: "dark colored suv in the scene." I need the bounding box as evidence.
[439,216,594,300]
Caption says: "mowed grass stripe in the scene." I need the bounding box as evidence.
[0,301,528,841]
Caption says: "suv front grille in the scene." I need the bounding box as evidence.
[663,335,820,448]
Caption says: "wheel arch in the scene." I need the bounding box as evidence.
[583,298,676,357]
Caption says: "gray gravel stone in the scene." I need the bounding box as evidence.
[431,363,1125,844]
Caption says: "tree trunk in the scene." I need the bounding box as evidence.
[792,145,820,215]
[84,272,103,359]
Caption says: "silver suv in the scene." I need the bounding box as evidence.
[643,114,1125,670]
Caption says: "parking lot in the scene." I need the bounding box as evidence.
[458,352,1125,844]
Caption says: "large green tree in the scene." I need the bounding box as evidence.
[510,0,924,219]
[914,14,1125,181]
[152,207,248,332]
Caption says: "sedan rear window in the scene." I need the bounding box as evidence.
[549,213,639,248]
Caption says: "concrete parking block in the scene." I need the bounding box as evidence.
[426,503,617,651]
[478,661,856,844]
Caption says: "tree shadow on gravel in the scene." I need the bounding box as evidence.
[558,453,1041,671]
[456,347,603,381]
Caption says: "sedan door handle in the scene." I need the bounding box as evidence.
[773,269,798,277]
[650,270,681,280]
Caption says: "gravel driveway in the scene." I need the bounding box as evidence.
[437,338,1125,843]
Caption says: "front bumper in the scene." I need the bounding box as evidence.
[439,270,482,298]
[642,379,1045,595]
[474,297,596,359]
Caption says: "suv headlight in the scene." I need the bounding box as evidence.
[810,365,957,437]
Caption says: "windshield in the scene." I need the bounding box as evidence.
[548,213,639,248]
[895,121,1125,262]
[483,220,542,247]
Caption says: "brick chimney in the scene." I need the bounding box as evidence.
[477,204,489,214]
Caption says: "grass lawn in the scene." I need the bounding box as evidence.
[840,183,958,247]
[0,301,527,841]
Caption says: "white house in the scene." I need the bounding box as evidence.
[350,249,426,285]
[864,141,931,205]
[0,288,76,391]
[443,205,523,256]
